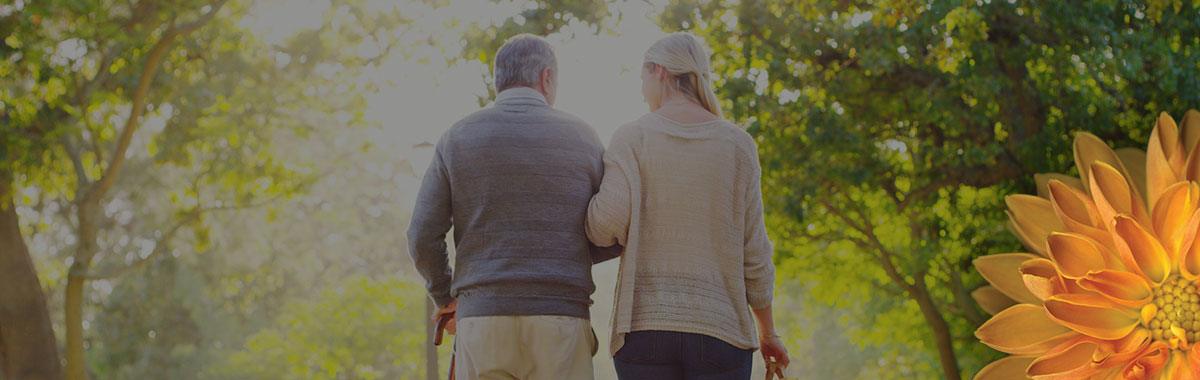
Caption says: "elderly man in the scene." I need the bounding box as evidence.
[407,34,618,380]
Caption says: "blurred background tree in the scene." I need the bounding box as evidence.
[650,0,1200,378]
[2,0,412,378]
[3,0,1200,380]
[206,276,427,379]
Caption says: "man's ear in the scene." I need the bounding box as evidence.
[541,67,555,88]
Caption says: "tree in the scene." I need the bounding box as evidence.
[0,182,60,379]
[2,4,75,378]
[656,0,1200,378]
[2,0,409,378]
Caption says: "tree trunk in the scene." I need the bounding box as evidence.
[64,199,99,380]
[0,180,63,380]
[910,278,961,380]
[63,271,86,380]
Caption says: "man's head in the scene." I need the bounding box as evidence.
[493,34,558,105]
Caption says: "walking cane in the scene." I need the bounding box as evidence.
[434,312,456,380]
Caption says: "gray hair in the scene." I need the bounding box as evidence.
[493,34,557,92]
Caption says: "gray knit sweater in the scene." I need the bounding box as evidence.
[407,87,620,319]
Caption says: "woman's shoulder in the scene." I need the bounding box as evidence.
[712,121,761,164]
[615,113,752,146]
[700,118,756,148]
[609,114,657,141]
[724,121,757,146]
[625,113,661,129]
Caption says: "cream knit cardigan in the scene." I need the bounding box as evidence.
[587,113,776,357]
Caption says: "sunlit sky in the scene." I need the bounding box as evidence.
[243,0,665,169]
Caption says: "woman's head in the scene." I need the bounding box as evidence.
[641,32,722,117]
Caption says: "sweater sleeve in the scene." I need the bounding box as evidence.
[583,125,623,264]
[586,127,636,249]
[743,142,776,310]
[406,137,455,308]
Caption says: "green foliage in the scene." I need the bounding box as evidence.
[9,0,1200,378]
[654,0,1200,377]
[78,116,442,378]
[3,0,419,377]
[91,256,242,379]
[2,0,405,219]
[207,276,428,380]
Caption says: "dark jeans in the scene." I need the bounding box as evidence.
[614,330,753,380]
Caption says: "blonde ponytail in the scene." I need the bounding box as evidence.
[644,32,723,118]
[695,71,722,119]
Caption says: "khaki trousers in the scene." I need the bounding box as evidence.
[455,315,596,380]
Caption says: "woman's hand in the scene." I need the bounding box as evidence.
[760,333,790,376]
[751,306,788,367]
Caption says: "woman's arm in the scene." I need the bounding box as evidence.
[743,142,789,368]
[586,128,636,248]
[753,306,790,369]
[752,306,778,337]
[743,146,775,310]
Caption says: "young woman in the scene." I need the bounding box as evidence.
[587,32,790,380]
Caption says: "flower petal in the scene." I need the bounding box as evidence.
[1181,109,1200,156]
[974,356,1034,380]
[976,304,1078,356]
[1026,340,1101,379]
[1017,256,1075,300]
[1117,147,1150,204]
[1075,132,1131,197]
[1094,328,1152,369]
[1077,270,1153,308]
[975,253,1044,305]
[1036,173,1085,200]
[1048,180,1102,228]
[1114,215,1171,284]
[1165,350,1199,380]
[1007,195,1066,256]
[1021,258,1069,301]
[1151,181,1199,262]
[1184,110,1200,186]
[1090,162,1151,229]
[1120,342,1170,380]
[1178,209,1200,280]
[1044,294,1140,340]
[972,285,1018,315]
[1148,112,1187,208]
[1185,145,1200,188]
[1190,344,1200,378]
[1047,181,1113,248]
[1046,232,1110,279]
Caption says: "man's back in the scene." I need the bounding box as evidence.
[407,87,608,319]
[410,34,610,379]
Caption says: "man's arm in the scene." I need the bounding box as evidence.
[590,244,622,264]
[407,139,455,307]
